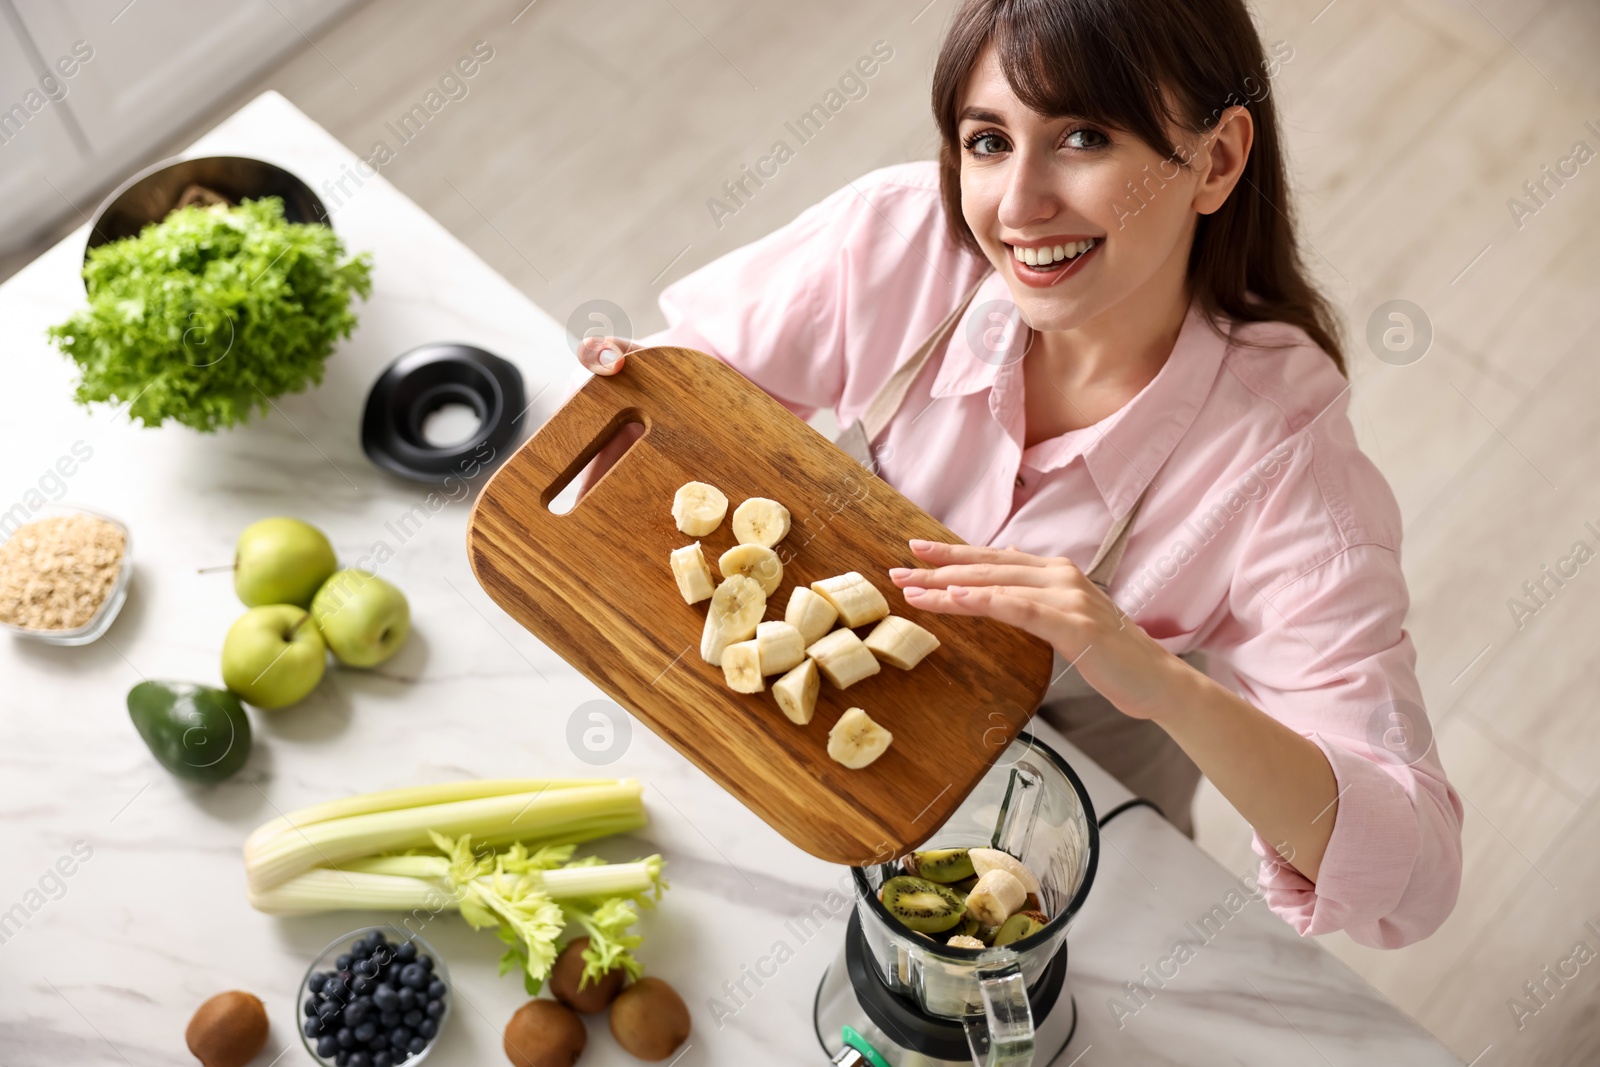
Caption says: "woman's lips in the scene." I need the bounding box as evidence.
[1005,238,1100,289]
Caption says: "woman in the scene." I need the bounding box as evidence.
[578,0,1462,948]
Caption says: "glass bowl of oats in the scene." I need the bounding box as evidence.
[0,506,132,646]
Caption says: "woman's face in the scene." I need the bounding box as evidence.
[957,45,1218,333]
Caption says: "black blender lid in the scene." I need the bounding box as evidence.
[361,342,525,483]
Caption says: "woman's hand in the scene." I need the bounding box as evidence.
[890,540,1182,720]
[576,335,641,376]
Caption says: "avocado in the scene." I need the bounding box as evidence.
[127,681,252,783]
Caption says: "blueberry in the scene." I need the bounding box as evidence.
[374,984,399,1011]
[369,1032,389,1051]
[317,1034,340,1057]
[400,963,428,990]
[344,1001,369,1026]
[417,1018,437,1039]
[425,999,444,1019]
[352,976,374,996]
[350,1053,370,1067]
[306,997,320,1016]
[398,986,417,1010]
[303,1017,324,1039]
[373,1054,393,1067]
[352,938,371,960]
[380,1009,401,1027]
[335,1053,351,1067]
[310,972,329,994]
[318,1000,342,1022]
[426,979,446,1000]
[417,954,434,972]
[403,1009,423,1028]
[325,978,351,1003]
[390,1026,412,1047]
[342,1026,361,1049]
[408,1037,427,1055]
[337,953,353,970]
[396,941,417,962]
[355,1021,377,1043]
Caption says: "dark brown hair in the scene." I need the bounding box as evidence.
[932,0,1345,374]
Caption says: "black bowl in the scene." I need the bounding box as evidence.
[361,343,526,483]
[84,155,327,264]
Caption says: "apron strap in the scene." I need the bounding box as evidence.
[858,270,993,442]
[1084,485,1150,591]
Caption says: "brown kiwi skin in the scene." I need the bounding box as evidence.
[609,976,691,1061]
[505,999,586,1067]
[881,875,967,934]
[550,936,626,1014]
[185,990,268,1067]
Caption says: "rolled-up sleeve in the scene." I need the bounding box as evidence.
[1215,540,1464,947]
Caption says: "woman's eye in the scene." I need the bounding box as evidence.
[1064,127,1109,150]
[964,131,1010,156]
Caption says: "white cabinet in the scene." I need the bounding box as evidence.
[0,0,362,258]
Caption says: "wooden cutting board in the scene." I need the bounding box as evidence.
[466,347,1054,865]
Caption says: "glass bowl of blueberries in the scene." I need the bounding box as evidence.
[299,927,451,1066]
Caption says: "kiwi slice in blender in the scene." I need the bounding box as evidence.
[880,876,968,934]
[993,910,1049,946]
[904,848,975,884]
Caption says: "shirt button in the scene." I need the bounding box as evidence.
[1015,475,1024,487]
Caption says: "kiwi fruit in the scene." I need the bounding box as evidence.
[504,998,586,1067]
[550,936,627,1014]
[185,990,268,1067]
[880,875,967,933]
[993,909,1050,946]
[609,976,691,1061]
[947,915,982,940]
[904,848,975,884]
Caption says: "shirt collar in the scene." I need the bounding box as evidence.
[933,286,1229,519]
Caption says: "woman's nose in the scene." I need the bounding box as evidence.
[997,150,1060,231]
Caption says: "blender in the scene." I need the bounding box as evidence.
[813,733,1098,1066]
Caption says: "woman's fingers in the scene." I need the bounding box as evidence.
[577,336,640,375]
[908,540,1065,569]
[904,585,1075,645]
[889,562,1060,590]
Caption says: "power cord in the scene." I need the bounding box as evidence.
[1096,797,1165,828]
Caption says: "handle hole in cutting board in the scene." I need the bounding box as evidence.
[545,413,647,515]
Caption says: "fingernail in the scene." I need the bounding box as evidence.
[888,568,910,579]
[904,586,925,597]
[599,348,619,366]
[909,539,933,551]
[949,585,970,597]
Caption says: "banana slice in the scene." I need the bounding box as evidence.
[718,543,783,596]
[968,848,1041,897]
[669,542,715,604]
[673,481,728,536]
[771,658,819,724]
[700,574,766,666]
[827,707,893,769]
[863,615,941,669]
[755,620,806,676]
[785,586,839,646]
[947,934,987,950]
[722,639,764,693]
[732,497,791,547]
[965,869,1027,926]
[806,628,881,689]
[811,572,890,628]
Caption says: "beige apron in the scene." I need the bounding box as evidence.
[837,274,1204,836]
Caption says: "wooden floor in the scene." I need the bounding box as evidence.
[38,0,1600,1062]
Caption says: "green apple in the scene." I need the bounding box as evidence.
[310,569,410,668]
[221,605,327,708]
[233,517,337,608]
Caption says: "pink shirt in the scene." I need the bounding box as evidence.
[642,162,1462,948]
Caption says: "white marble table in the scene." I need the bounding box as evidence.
[0,92,1460,1067]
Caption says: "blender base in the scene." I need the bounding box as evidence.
[813,910,1079,1066]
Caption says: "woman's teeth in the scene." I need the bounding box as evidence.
[1012,239,1096,267]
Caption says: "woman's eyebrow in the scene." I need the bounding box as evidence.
[959,107,1008,125]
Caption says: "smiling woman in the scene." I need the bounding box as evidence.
[575,0,1463,951]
